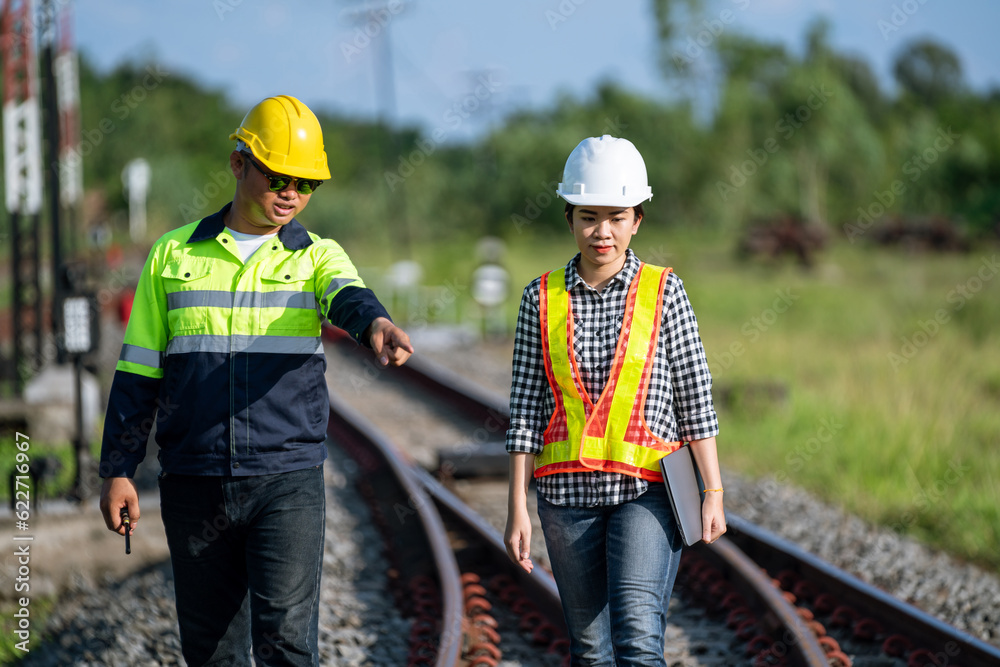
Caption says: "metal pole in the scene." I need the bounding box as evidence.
[63,292,96,502]
[341,0,411,258]
[31,211,42,373]
[40,0,64,364]
[3,0,47,394]
[377,13,411,258]
[10,209,24,393]
[69,352,87,500]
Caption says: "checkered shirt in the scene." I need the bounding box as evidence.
[506,249,719,507]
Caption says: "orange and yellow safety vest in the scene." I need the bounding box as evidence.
[535,263,681,481]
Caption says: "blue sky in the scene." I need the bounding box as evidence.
[72,0,1000,141]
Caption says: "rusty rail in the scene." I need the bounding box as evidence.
[726,515,1000,667]
[327,391,464,667]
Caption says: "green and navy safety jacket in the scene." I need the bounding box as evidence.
[99,203,390,477]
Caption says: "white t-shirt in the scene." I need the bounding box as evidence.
[226,227,276,261]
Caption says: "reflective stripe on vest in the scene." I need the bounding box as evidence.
[159,255,324,340]
[535,263,680,481]
[115,219,367,380]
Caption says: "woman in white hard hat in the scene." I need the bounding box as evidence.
[504,135,726,666]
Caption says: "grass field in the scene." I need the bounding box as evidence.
[688,248,999,570]
[389,226,1000,570]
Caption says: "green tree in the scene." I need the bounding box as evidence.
[892,38,964,106]
[694,20,885,232]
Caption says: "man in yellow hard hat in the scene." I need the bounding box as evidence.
[98,95,412,665]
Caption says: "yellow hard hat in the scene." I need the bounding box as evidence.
[229,95,331,181]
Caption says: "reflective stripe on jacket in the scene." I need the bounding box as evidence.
[535,263,680,481]
[100,203,390,477]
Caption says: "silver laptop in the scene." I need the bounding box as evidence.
[659,445,704,546]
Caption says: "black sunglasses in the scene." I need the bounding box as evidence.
[242,152,323,195]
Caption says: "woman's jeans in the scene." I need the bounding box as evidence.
[159,466,326,666]
[537,483,683,667]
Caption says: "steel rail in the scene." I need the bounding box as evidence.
[327,391,464,667]
[726,514,1000,667]
[689,537,830,666]
[410,464,567,628]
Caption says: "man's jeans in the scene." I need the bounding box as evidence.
[537,483,683,667]
[159,466,326,666]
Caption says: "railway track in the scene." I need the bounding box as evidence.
[328,391,570,666]
[722,517,1000,667]
[323,327,1000,667]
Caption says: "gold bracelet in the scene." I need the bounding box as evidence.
[703,487,724,493]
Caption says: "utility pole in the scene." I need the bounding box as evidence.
[55,7,82,257]
[341,0,412,258]
[1,0,45,396]
[44,0,95,501]
[39,0,64,364]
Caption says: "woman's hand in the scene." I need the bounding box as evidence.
[504,506,534,573]
[701,490,727,544]
[687,437,726,543]
[505,452,536,573]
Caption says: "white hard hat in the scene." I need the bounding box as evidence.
[556,135,653,207]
